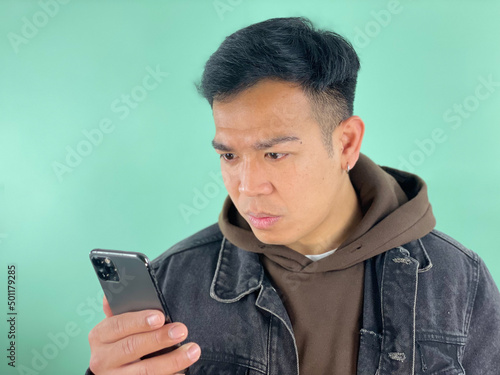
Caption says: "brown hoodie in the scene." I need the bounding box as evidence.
[218,152,436,374]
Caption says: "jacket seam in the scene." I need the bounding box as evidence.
[461,253,481,363]
[255,288,299,375]
[152,233,223,266]
[210,237,264,303]
[197,355,266,374]
[415,331,467,345]
[428,231,477,263]
[377,252,387,372]
[266,315,272,375]
[411,254,418,374]
[417,237,433,273]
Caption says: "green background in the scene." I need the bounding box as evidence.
[1,0,499,373]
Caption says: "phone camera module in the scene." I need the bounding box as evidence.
[92,256,120,282]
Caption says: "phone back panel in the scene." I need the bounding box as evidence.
[90,249,166,316]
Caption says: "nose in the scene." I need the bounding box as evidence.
[238,159,273,196]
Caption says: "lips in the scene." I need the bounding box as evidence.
[247,212,276,218]
[246,212,281,230]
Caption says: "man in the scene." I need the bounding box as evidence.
[87,17,500,374]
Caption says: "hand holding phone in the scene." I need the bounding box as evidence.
[87,249,201,374]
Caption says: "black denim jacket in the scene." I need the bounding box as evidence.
[86,222,500,374]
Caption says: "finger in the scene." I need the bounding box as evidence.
[103,295,113,318]
[105,323,189,368]
[123,342,201,375]
[91,309,166,344]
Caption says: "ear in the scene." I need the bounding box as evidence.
[336,116,365,170]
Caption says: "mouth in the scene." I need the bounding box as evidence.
[246,212,281,230]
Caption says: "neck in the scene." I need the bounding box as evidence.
[289,177,363,256]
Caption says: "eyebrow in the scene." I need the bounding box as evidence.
[211,136,301,152]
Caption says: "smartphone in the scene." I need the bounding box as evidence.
[89,249,183,361]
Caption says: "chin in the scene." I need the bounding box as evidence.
[252,230,290,246]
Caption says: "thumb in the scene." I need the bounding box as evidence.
[103,295,113,318]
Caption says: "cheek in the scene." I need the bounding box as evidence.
[275,170,316,206]
[281,165,338,210]
[220,167,238,193]
[282,183,317,211]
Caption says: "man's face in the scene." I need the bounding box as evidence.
[212,79,350,253]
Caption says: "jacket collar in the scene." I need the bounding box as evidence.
[399,237,433,273]
[210,237,264,302]
[210,234,434,302]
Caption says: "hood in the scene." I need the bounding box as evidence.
[218,152,436,273]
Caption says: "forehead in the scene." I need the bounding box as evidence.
[212,79,314,140]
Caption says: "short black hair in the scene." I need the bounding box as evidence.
[195,16,361,155]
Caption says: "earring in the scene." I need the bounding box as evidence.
[346,163,350,174]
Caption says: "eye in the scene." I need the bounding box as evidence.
[220,153,235,161]
[266,152,287,160]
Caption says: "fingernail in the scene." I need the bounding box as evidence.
[168,323,186,339]
[186,343,201,361]
[147,314,162,328]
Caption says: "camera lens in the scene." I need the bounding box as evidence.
[92,256,120,282]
